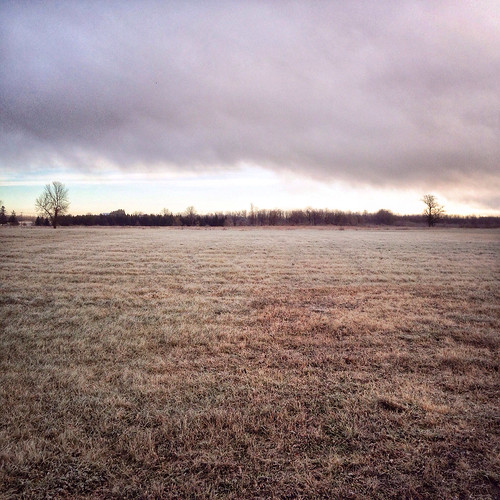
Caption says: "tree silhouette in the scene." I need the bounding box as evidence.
[422,194,445,227]
[0,204,7,225]
[8,211,19,226]
[35,182,70,228]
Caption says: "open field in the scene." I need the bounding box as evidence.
[1,226,499,499]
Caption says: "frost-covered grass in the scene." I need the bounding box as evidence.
[1,226,499,498]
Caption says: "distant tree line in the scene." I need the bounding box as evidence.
[32,207,500,228]
[24,184,500,229]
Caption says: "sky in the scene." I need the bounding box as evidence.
[1,1,499,216]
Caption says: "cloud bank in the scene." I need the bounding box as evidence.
[1,1,499,206]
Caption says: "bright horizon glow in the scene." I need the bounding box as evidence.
[1,166,498,218]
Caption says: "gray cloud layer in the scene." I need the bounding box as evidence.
[1,1,499,205]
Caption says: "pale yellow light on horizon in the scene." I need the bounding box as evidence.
[1,167,498,217]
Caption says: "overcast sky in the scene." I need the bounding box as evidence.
[1,1,499,215]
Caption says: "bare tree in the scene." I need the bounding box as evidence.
[422,194,444,227]
[35,182,70,228]
[184,206,197,226]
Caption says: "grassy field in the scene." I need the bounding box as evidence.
[1,226,499,499]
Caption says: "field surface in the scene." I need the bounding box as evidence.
[1,227,499,499]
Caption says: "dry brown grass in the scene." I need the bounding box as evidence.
[1,226,499,499]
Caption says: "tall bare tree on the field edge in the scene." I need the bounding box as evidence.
[422,194,445,227]
[35,182,70,228]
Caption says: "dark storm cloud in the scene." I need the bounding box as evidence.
[1,1,499,198]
